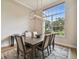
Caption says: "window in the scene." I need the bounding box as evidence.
[43,3,65,36]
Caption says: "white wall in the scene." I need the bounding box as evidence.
[1,0,37,40]
[55,0,77,48]
[65,0,77,47]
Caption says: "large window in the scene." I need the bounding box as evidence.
[43,3,65,36]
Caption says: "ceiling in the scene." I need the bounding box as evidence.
[14,0,60,10]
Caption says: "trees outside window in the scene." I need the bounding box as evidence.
[43,3,65,36]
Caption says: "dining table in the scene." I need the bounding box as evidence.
[25,37,44,59]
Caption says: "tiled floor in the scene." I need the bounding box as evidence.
[1,45,69,59]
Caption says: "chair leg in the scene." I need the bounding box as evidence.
[17,54,19,59]
[30,51,33,59]
[35,49,37,56]
[52,40,54,50]
[47,47,49,56]
[17,50,19,59]
[49,45,51,54]
[42,51,45,59]
[24,54,26,59]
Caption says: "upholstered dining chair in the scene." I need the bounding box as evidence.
[24,31,32,38]
[36,35,50,59]
[15,35,32,59]
[49,34,55,53]
[33,32,38,38]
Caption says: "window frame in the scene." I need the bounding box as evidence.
[43,2,65,37]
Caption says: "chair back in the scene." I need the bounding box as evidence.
[15,35,25,52]
[21,35,26,45]
[33,32,38,38]
[50,34,55,44]
[24,32,32,38]
[42,35,50,49]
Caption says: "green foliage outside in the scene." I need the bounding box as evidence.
[45,17,64,36]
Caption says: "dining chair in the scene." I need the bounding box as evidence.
[36,35,50,59]
[15,35,32,59]
[49,34,55,53]
[33,32,38,38]
[24,31,33,38]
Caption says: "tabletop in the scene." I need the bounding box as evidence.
[24,34,55,45]
[25,37,44,45]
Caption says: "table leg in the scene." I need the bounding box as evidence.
[32,45,35,59]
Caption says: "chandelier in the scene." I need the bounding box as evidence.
[29,0,43,19]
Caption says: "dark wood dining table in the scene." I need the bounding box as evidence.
[25,37,44,59]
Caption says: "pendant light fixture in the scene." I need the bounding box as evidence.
[30,0,43,19]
